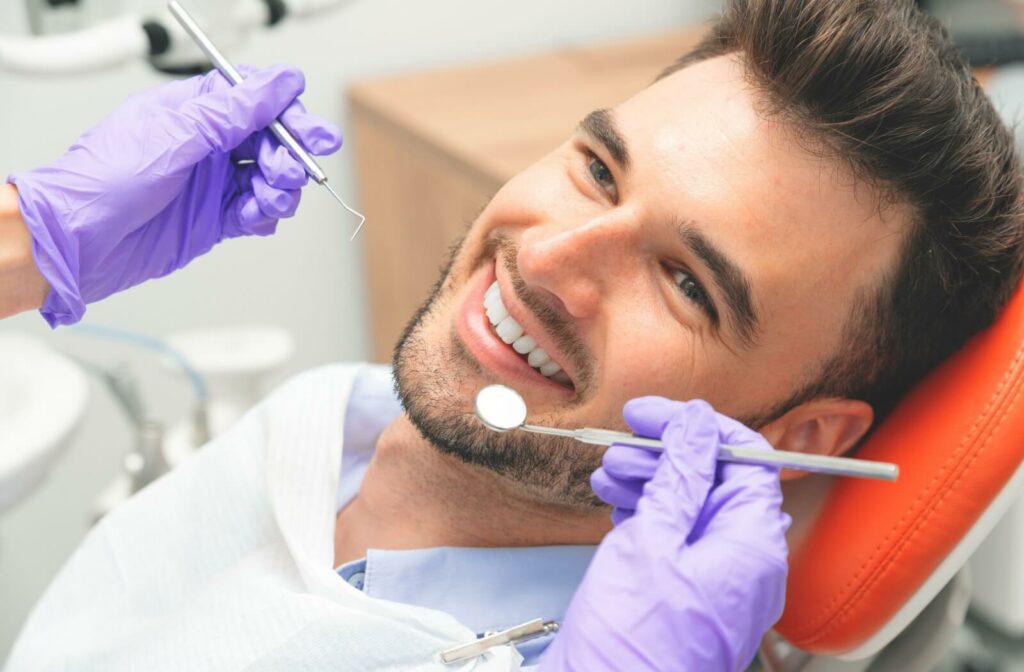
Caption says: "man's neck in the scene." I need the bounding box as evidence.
[333,415,611,567]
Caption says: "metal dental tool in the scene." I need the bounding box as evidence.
[441,619,560,664]
[474,384,899,481]
[167,1,366,240]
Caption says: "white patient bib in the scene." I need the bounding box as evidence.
[6,364,521,672]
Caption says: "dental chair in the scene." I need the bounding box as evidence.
[762,280,1024,672]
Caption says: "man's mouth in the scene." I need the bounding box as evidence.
[455,261,577,396]
[483,280,574,388]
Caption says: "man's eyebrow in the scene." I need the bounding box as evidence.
[578,109,630,171]
[677,222,760,347]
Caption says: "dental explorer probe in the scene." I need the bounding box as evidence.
[474,385,899,481]
[166,1,366,239]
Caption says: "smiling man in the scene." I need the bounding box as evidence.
[336,0,1023,657]
[350,0,1021,542]
[9,0,1024,670]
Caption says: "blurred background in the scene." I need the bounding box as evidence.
[2,0,1024,667]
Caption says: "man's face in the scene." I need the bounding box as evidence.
[394,55,905,507]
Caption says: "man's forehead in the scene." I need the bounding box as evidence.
[608,53,907,222]
[605,53,908,236]
[616,55,765,143]
[606,55,809,225]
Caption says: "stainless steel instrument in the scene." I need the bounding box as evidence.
[167,1,365,239]
[474,384,899,481]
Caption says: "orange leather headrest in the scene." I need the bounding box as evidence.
[776,281,1024,654]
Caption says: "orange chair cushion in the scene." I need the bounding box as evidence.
[776,281,1024,653]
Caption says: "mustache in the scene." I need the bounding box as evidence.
[488,235,595,396]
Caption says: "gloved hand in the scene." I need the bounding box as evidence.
[539,398,791,672]
[9,65,342,327]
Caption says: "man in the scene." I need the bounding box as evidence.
[8,0,1024,670]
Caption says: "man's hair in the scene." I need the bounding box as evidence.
[662,0,1024,423]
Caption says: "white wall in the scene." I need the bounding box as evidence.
[0,0,715,657]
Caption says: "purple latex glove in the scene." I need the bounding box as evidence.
[539,397,791,672]
[9,65,342,327]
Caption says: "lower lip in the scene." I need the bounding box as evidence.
[455,264,573,396]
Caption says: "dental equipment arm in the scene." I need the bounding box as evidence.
[5,64,342,327]
[538,397,790,672]
[0,1,357,77]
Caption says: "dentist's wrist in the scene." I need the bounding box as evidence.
[0,183,49,319]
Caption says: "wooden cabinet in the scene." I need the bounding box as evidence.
[349,29,704,361]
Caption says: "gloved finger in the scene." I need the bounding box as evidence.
[131,71,213,109]
[184,64,284,115]
[216,73,341,156]
[601,443,660,481]
[640,400,720,530]
[230,134,259,162]
[622,396,689,438]
[124,64,251,110]
[179,65,306,154]
[590,467,645,510]
[700,461,790,556]
[709,412,786,520]
[223,166,294,237]
[279,101,344,156]
[257,133,308,190]
[610,507,635,526]
[225,193,277,239]
[231,161,258,194]
[716,411,772,452]
[251,170,302,220]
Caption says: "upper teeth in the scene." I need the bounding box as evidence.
[484,281,570,384]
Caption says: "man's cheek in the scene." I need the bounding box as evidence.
[610,342,702,402]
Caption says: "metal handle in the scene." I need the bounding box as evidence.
[166,1,327,183]
[574,426,899,481]
[440,619,559,664]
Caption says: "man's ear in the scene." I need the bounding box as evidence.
[758,398,874,481]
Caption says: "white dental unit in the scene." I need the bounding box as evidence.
[1,0,357,77]
[0,333,88,513]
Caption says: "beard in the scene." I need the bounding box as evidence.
[392,236,606,510]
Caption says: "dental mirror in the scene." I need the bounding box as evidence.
[475,384,528,432]
[472,384,899,481]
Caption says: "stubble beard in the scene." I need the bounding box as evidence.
[391,238,606,510]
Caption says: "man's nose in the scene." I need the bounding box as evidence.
[516,211,642,320]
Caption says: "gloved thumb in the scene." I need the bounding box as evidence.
[622,395,688,438]
[638,400,720,532]
[178,65,306,154]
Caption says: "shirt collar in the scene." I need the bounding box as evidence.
[356,545,595,634]
[337,544,596,665]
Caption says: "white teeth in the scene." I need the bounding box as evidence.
[539,361,561,376]
[483,279,570,385]
[512,335,536,354]
[486,302,509,324]
[495,316,524,344]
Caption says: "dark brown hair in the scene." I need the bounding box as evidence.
[662,0,1024,424]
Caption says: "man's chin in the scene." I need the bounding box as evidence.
[392,287,605,510]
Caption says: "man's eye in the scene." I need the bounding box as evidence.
[587,153,618,201]
[669,267,714,316]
